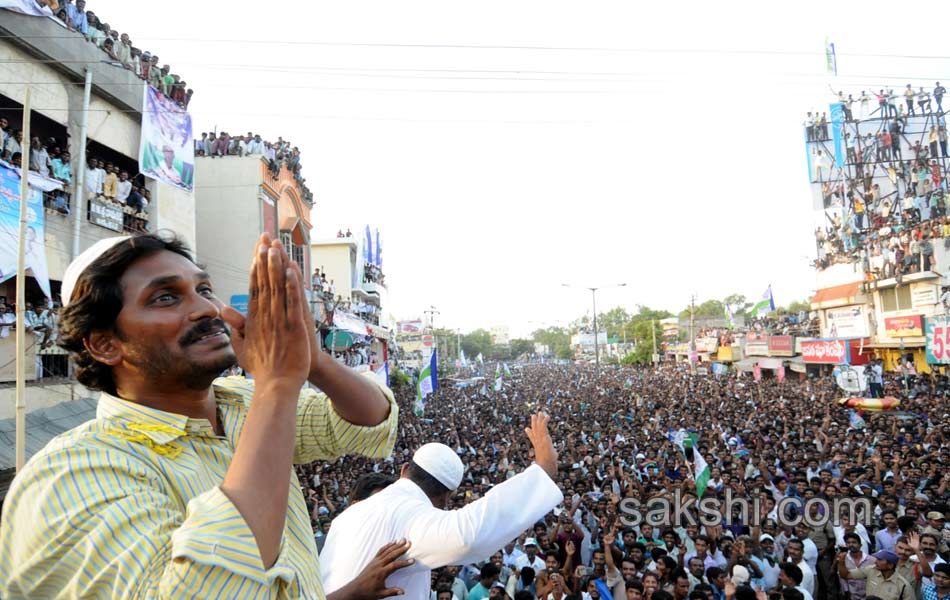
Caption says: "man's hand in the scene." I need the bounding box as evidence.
[525,412,558,479]
[223,234,310,389]
[331,540,414,600]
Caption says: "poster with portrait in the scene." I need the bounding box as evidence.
[0,164,51,298]
[139,86,194,192]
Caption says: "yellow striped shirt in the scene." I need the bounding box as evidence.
[0,375,398,599]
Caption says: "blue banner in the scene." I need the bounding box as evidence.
[0,164,50,298]
[830,102,845,168]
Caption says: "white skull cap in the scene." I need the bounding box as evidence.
[61,235,131,307]
[412,442,464,490]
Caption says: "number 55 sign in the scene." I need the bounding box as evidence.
[925,315,950,364]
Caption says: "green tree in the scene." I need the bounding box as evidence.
[596,307,631,339]
[532,326,573,359]
[679,299,725,320]
[723,293,753,317]
[510,338,534,358]
[461,329,493,360]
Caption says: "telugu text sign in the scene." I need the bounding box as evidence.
[885,315,923,338]
[801,339,848,364]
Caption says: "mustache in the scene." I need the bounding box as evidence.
[179,318,229,346]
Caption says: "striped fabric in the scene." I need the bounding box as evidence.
[0,374,398,599]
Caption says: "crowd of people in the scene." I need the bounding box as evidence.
[0,119,149,230]
[300,362,950,600]
[194,131,314,204]
[808,86,950,275]
[53,0,192,108]
[83,155,150,231]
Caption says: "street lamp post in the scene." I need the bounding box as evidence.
[562,283,627,371]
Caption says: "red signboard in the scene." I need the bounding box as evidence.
[768,335,794,355]
[422,335,434,348]
[884,315,923,338]
[746,332,768,343]
[801,339,848,363]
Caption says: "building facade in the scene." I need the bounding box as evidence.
[194,155,312,306]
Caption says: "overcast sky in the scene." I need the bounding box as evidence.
[92,0,950,337]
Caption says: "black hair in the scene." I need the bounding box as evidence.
[348,473,395,504]
[58,232,195,395]
[514,592,533,600]
[780,563,804,585]
[406,460,452,498]
[479,563,500,581]
[735,586,757,600]
[706,567,724,582]
[651,591,673,600]
[671,568,690,583]
[782,590,805,600]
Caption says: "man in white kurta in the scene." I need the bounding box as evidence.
[321,413,563,600]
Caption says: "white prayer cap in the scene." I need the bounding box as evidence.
[413,442,464,490]
[61,236,130,307]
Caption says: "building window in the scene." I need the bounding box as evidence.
[880,286,912,312]
[292,243,305,275]
[279,231,306,275]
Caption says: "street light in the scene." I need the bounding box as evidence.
[561,283,628,371]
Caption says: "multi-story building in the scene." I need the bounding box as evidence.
[806,96,950,372]
[0,7,197,495]
[194,155,313,306]
[310,233,391,372]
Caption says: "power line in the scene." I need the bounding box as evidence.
[6,34,950,60]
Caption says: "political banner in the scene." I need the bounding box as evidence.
[884,315,923,338]
[139,86,194,192]
[925,315,950,364]
[0,0,53,16]
[801,339,848,364]
[0,164,50,298]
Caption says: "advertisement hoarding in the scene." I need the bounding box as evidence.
[884,315,923,338]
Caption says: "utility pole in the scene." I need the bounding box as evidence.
[652,318,658,365]
[592,288,599,372]
[562,283,627,375]
[15,87,31,472]
[424,305,439,363]
[689,294,697,375]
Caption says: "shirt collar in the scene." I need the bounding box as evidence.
[96,391,221,444]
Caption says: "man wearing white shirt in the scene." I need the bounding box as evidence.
[786,538,816,597]
[321,413,563,599]
[116,171,132,205]
[502,541,525,569]
[84,157,102,196]
[514,539,546,572]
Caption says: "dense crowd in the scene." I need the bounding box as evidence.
[194,131,314,204]
[54,0,192,108]
[299,363,950,600]
[807,86,950,275]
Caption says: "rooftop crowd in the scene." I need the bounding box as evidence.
[54,0,192,108]
[301,363,950,600]
[808,84,950,277]
[194,131,315,204]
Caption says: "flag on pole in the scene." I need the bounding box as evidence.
[479,383,488,396]
[477,353,484,364]
[825,38,838,76]
[724,303,736,330]
[750,285,776,318]
[374,228,382,267]
[494,376,503,392]
[414,352,437,416]
[503,363,511,376]
[364,224,373,265]
[495,364,501,377]
[693,442,711,497]
[460,349,468,367]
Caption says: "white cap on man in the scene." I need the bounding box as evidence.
[61,235,131,307]
[412,443,464,490]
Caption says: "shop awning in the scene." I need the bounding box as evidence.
[811,282,861,305]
